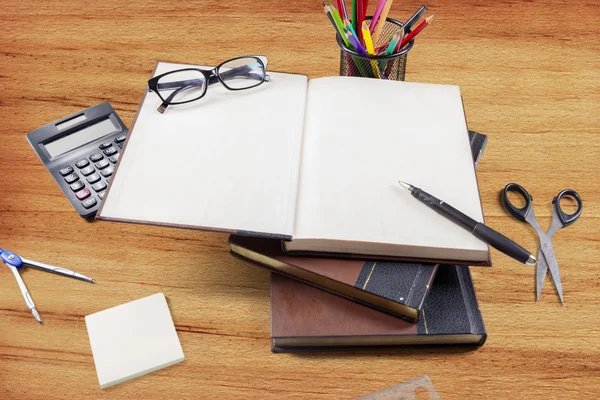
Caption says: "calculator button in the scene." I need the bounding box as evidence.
[118,143,123,149]
[86,173,101,184]
[98,192,106,200]
[75,159,89,169]
[81,197,97,209]
[100,166,114,177]
[115,135,126,143]
[75,188,91,200]
[80,166,95,176]
[64,173,79,184]
[103,147,117,156]
[70,181,85,192]
[108,154,119,163]
[95,159,109,170]
[90,153,103,162]
[99,142,113,149]
[59,166,73,176]
[92,181,107,192]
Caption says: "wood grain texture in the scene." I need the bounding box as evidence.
[0,0,599,398]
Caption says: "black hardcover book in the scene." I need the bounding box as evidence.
[230,131,488,323]
[270,265,486,351]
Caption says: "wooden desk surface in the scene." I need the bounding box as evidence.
[1,0,598,398]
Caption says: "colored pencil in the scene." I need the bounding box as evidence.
[357,0,365,44]
[369,0,388,34]
[372,0,393,44]
[340,0,348,20]
[361,21,381,78]
[344,29,368,54]
[335,0,343,17]
[323,3,352,49]
[344,18,359,40]
[385,28,403,55]
[404,5,427,32]
[352,0,357,33]
[395,14,434,52]
[329,1,349,38]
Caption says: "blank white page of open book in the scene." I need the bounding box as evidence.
[98,62,308,237]
[290,77,488,261]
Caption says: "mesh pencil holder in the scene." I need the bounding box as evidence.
[336,17,413,81]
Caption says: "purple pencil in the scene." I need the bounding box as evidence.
[344,29,368,54]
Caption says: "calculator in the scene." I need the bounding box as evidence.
[26,102,128,218]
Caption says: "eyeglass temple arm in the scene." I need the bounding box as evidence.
[158,84,197,113]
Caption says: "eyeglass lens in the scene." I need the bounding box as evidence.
[156,70,207,105]
[217,57,266,90]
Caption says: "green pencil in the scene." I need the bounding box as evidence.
[323,3,351,48]
[352,0,357,33]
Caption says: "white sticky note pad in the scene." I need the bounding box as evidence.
[85,293,184,389]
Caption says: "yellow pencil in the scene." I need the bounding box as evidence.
[372,0,394,44]
[362,21,381,78]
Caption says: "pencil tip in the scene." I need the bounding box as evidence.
[426,14,435,23]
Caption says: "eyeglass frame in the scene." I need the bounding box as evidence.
[147,55,271,113]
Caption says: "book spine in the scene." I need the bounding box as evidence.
[455,265,487,345]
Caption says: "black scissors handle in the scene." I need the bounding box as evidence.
[553,189,582,227]
[501,183,533,222]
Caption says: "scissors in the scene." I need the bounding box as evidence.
[501,184,582,304]
[1,248,95,324]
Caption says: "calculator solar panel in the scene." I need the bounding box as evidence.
[26,102,128,218]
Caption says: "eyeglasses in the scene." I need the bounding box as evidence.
[147,56,271,113]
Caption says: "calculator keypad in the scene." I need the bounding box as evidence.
[64,173,79,184]
[70,181,85,192]
[81,197,97,209]
[75,159,89,168]
[54,132,126,216]
[86,173,101,184]
[92,181,107,192]
[100,166,114,177]
[95,159,109,170]
[59,166,74,176]
[80,166,95,176]
[75,188,91,200]
[103,147,117,156]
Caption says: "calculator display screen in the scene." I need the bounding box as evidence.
[44,118,118,158]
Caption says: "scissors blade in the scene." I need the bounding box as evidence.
[539,238,564,304]
[536,248,547,301]
[21,257,95,284]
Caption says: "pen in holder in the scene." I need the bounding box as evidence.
[337,17,413,81]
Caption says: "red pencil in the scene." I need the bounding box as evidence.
[357,0,365,44]
[395,14,435,52]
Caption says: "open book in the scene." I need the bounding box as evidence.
[98,61,489,265]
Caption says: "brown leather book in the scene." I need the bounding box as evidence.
[230,235,436,322]
[270,265,486,351]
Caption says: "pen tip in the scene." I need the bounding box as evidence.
[397,181,412,192]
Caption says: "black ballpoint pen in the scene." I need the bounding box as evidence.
[398,181,537,266]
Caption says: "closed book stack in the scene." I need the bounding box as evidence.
[229,131,489,352]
